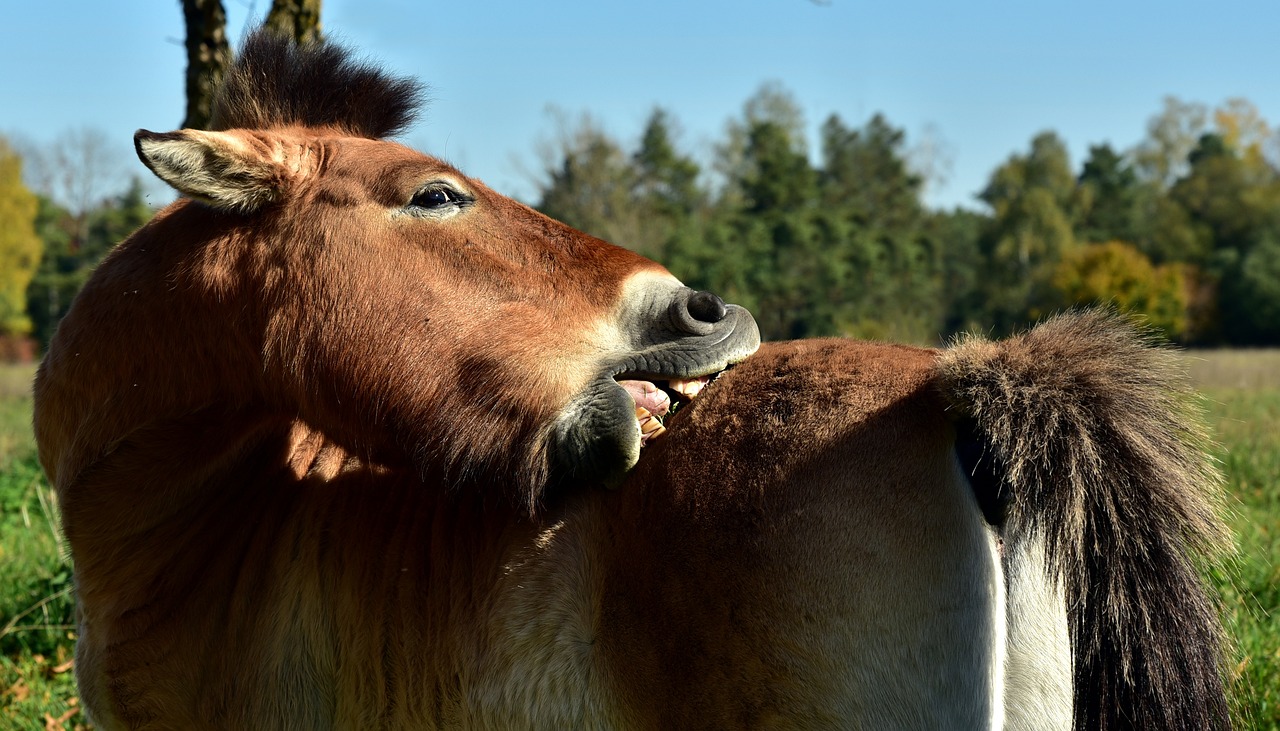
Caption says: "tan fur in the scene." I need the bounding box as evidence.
[49,339,1010,730]
[37,29,1229,731]
[37,29,758,729]
[595,340,1005,729]
[41,319,1230,729]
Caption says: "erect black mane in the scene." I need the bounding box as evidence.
[210,27,425,139]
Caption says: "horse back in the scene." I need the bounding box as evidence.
[573,340,1006,728]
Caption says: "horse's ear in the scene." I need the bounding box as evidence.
[134,129,283,212]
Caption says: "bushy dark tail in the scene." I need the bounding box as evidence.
[937,310,1232,731]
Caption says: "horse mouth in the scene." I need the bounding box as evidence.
[550,298,759,486]
[617,373,719,446]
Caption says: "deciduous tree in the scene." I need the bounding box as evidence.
[0,140,43,340]
[1171,133,1280,258]
[1051,241,1189,340]
[1133,96,1208,189]
[977,131,1078,330]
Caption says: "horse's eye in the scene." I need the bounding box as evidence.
[410,184,467,210]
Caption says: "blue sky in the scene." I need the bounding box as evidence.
[2,1,1278,210]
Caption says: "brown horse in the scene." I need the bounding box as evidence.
[34,30,1230,730]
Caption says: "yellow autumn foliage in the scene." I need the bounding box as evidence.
[1051,241,1191,340]
[0,138,42,336]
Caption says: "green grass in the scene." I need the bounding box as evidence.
[1204,387,1280,729]
[0,364,85,730]
[0,649,83,731]
[0,357,1277,730]
[1181,349,1280,729]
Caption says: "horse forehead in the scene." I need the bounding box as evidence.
[319,137,455,189]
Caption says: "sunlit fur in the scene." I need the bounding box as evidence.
[41,311,1229,729]
[34,29,1228,731]
[36,27,768,729]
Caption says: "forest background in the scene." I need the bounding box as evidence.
[6,89,1277,351]
[3,3,1280,349]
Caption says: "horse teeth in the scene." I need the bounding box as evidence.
[669,377,707,400]
[640,416,663,435]
[635,405,650,419]
[640,423,667,445]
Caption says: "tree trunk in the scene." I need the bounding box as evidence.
[180,0,229,130]
[265,0,323,45]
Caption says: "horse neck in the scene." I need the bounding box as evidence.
[36,204,291,488]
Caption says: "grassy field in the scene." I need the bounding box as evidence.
[1193,350,1280,729]
[0,364,82,731]
[1,353,1278,729]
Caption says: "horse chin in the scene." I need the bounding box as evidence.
[550,376,644,488]
[549,370,733,490]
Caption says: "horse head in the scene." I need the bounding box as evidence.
[36,30,759,509]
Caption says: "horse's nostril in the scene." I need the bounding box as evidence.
[687,290,728,324]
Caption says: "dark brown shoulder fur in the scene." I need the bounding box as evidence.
[937,309,1231,731]
[210,28,425,138]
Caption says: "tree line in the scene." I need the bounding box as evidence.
[0,136,151,358]
[1,90,1278,358]
[536,91,1280,345]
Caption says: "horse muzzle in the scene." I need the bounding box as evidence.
[550,276,761,488]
